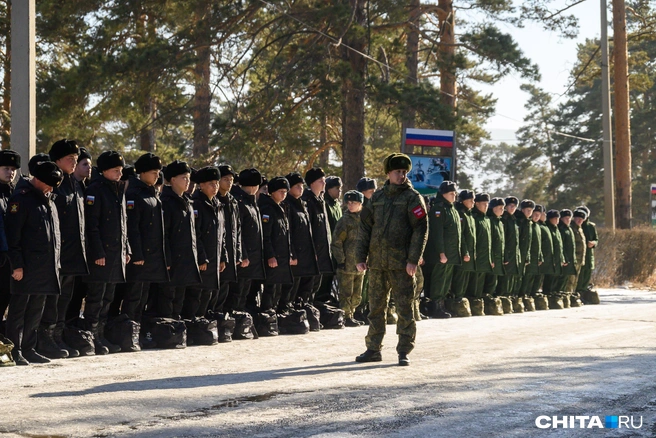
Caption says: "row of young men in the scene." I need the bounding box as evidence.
[422,183,598,318]
[0,142,384,366]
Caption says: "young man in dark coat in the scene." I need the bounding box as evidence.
[227,168,265,312]
[38,140,89,359]
[302,167,334,304]
[486,198,506,296]
[521,204,543,297]
[470,193,492,315]
[184,167,227,319]
[5,161,63,365]
[450,189,476,316]
[259,177,294,312]
[158,161,201,320]
[541,209,565,294]
[513,200,535,301]
[123,153,168,323]
[0,150,20,323]
[496,197,521,298]
[556,209,577,293]
[281,172,319,311]
[83,151,131,355]
[214,165,242,313]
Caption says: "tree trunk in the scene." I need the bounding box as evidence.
[140,97,157,151]
[192,0,211,158]
[438,0,456,109]
[2,0,10,150]
[612,0,632,229]
[402,0,420,154]
[318,112,329,168]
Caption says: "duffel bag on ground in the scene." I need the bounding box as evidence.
[232,311,256,340]
[142,317,187,349]
[105,314,141,353]
[278,309,310,335]
[63,318,95,356]
[301,303,322,331]
[186,317,219,346]
[0,333,15,367]
[316,302,345,329]
[255,311,279,337]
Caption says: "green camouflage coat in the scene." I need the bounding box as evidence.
[472,208,493,273]
[331,210,361,274]
[424,194,461,266]
[540,222,564,276]
[502,211,521,275]
[525,219,543,274]
[572,222,587,268]
[558,221,577,275]
[514,210,533,274]
[325,192,343,234]
[488,211,506,275]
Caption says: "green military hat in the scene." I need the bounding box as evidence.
[344,190,364,204]
[439,180,457,194]
[489,197,505,208]
[560,209,573,218]
[474,193,490,203]
[546,209,560,219]
[520,199,535,209]
[383,153,412,174]
[458,189,474,201]
[534,204,545,213]
[573,209,588,220]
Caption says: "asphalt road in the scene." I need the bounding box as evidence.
[2,288,656,438]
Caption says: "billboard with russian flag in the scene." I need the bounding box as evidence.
[402,128,457,192]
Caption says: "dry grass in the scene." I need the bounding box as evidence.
[592,227,656,288]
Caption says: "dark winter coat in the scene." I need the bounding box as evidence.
[84,176,130,283]
[125,176,169,283]
[424,194,461,267]
[572,222,587,268]
[302,189,333,274]
[558,221,577,275]
[525,219,543,275]
[52,173,88,277]
[161,185,201,287]
[193,190,227,290]
[514,210,533,275]
[488,211,506,276]
[582,220,598,270]
[5,178,61,295]
[501,211,521,275]
[217,191,242,283]
[283,195,320,278]
[0,181,14,217]
[259,193,293,285]
[540,221,564,276]
[472,208,493,274]
[455,201,476,272]
[332,209,362,274]
[232,185,265,280]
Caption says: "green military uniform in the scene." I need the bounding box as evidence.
[471,207,493,298]
[325,192,343,235]
[497,209,520,296]
[424,193,461,302]
[567,220,586,293]
[542,218,565,293]
[533,220,550,294]
[332,208,364,319]
[356,180,428,355]
[576,216,598,292]
[513,209,533,295]
[486,206,506,296]
[452,199,476,299]
[521,218,542,295]
[556,217,577,292]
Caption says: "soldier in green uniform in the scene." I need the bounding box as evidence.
[423,181,461,319]
[557,209,577,294]
[484,198,506,315]
[354,177,377,322]
[542,210,565,294]
[496,197,520,312]
[332,190,365,327]
[324,176,343,232]
[575,206,598,293]
[532,205,548,295]
[470,193,492,315]
[513,200,534,306]
[568,209,587,300]
[355,153,428,366]
[520,203,543,298]
[449,189,476,317]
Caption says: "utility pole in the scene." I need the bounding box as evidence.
[600,0,615,229]
[612,0,632,229]
[10,0,36,170]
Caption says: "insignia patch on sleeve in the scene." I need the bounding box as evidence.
[126,200,135,210]
[86,195,95,205]
[262,214,270,223]
[193,210,198,218]
[412,205,426,219]
[435,211,441,218]
[9,202,18,214]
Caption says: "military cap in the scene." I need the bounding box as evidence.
[439,180,457,195]
[0,150,21,169]
[458,189,474,201]
[134,153,163,174]
[285,172,304,187]
[573,209,588,220]
[576,205,590,217]
[28,153,52,176]
[195,166,221,183]
[32,161,64,188]
[120,165,135,181]
[219,164,236,178]
[305,167,326,186]
[546,209,560,219]
[560,209,573,218]
[505,196,519,206]
[268,176,290,193]
[260,176,268,188]
[356,177,377,192]
[325,176,342,190]
[49,139,79,162]
[534,204,545,213]
[164,160,191,181]
[474,193,490,203]
[489,197,506,208]
[520,199,536,209]
[344,190,364,204]
[77,147,92,162]
[97,151,125,172]
[383,153,412,174]
[239,168,263,187]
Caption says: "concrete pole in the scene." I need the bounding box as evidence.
[10,0,36,172]
[600,0,615,230]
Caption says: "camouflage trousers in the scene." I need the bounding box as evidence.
[565,263,582,293]
[337,270,364,318]
[413,266,424,321]
[365,269,416,354]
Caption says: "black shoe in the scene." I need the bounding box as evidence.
[12,349,29,366]
[54,323,80,358]
[36,325,68,359]
[355,349,382,363]
[345,317,362,327]
[398,352,410,366]
[23,349,51,364]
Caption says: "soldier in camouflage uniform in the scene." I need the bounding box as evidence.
[557,210,577,293]
[332,190,365,327]
[575,206,598,293]
[568,209,587,297]
[354,177,377,322]
[355,153,428,366]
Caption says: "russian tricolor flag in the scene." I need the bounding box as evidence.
[405,128,454,148]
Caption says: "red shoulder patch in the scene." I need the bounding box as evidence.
[412,205,426,219]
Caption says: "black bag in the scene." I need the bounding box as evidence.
[278,309,310,335]
[186,318,219,346]
[105,314,141,352]
[255,311,279,337]
[317,303,345,329]
[63,319,95,355]
[302,303,322,331]
[232,311,255,340]
[142,317,187,349]
[211,312,236,343]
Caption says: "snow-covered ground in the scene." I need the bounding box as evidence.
[3,288,656,438]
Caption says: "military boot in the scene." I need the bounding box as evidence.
[98,321,121,354]
[89,323,109,355]
[534,293,549,310]
[429,300,451,319]
[523,296,536,312]
[499,296,513,314]
[570,292,583,307]
[53,322,79,358]
[548,293,564,309]
[561,293,571,308]
[398,352,410,366]
[12,348,29,366]
[470,298,485,316]
[23,349,51,364]
[483,296,503,316]
[511,296,525,313]
[355,349,382,363]
[36,324,68,359]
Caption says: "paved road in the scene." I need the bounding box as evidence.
[3,288,656,438]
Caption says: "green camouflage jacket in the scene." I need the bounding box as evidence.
[525,219,543,274]
[572,222,587,268]
[325,193,343,234]
[502,211,521,274]
[472,207,493,273]
[331,210,362,274]
[455,201,476,272]
[424,194,461,266]
[558,221,577,275]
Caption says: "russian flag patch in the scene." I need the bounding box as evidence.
[127,200,135,210]
[194,210,198,218]
[86,195,95,205]
[412,205,426,219]
[262,214,270,223]
[435,211,441,217]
